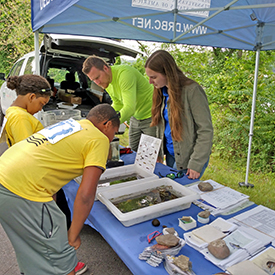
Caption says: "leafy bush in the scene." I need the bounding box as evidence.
[204,50,275,172]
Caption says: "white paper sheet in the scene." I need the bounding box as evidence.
[231,205,275,239]
[250,246,275,274]
[201,229,264,270]
[200,187,249,209]
[184,218,237,250]
[228,219,274,246]
[188,179,224,195]
[210,217,238,233]
[192,224,226,243]
[227,260,267,275]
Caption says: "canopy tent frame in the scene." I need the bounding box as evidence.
[34,2,275,48]
[32,0,275,187]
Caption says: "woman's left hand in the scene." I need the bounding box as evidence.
[186,168,200,179]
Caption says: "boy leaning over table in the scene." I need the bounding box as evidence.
[0,103,120,275]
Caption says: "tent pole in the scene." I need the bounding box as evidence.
[173,0,178,40]
[239,49,260,188]
[34,31,40,75]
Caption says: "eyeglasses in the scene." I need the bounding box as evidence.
[103,111,121,125]
[158,170,185,179]
[40,88,51,93]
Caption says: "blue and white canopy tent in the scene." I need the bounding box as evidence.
[31,0,275,186]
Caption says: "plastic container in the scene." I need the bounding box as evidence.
[108,137,120,161]
[41,109,81,126]
[97,163,158,189]
[197,214,210,224]
[178,216,197,231]
[164,254,195,275]
[117,123,126,134]
[95,164,158,200]
[97,177,200,227]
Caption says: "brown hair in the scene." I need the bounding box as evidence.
[86,103,120,128]
[7,74,51,97]
[82,55,109,75]
[145,50,194,141]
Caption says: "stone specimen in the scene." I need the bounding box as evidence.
[208,239,230,259]
[198,181,214,192]
[151,243,170,250]
[152,219,160,227]
[198,210,211,218]
[181,216,192,223]
[173,255,192,271]
[155,234,179,247]
[165,227,176,235]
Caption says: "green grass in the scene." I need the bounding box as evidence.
[201,155,275,211]
[117,127,130,147]
[117,129,275,210]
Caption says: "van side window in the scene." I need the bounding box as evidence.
[9,59,24,77]
[24,57,35,75]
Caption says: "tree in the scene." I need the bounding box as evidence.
[0,0,34,73]
[134,44,275,172]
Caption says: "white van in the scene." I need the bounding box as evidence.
[0,34,140,127]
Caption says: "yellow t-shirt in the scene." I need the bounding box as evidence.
[5,106,44,147]
[0,119,109,202]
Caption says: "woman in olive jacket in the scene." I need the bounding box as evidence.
[145,50,213,180]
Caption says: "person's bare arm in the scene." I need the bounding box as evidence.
[68,166,103,249]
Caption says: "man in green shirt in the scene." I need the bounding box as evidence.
[82,56,156,151]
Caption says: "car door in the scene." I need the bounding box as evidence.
[0,58,24,116]
[0,53,35,116]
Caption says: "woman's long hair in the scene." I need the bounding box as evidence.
[145,50,194,141]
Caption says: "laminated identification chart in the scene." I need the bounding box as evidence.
[135,134,162,173]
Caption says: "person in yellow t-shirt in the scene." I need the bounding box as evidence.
[0,103,120,275]
[4,74,51,147]
[3,74,89,275]
[3,74,90,274]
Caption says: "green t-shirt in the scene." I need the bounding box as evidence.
[106,65,154,123]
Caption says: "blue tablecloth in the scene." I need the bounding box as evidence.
[119,152,199,185]
[63,153,257,275]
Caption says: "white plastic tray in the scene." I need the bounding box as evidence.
[96,164,158,199]
[97,177,200,227]
[41,109,81,126]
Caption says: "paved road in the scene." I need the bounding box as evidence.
[1,224,132,275]
[0,143,132,275]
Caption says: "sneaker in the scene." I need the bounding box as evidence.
[75,261,88,275]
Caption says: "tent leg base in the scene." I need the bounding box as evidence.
[238,182,254,188]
